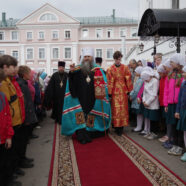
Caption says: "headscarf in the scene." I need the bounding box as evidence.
[141,59,147,67]
[164,58,171,68]
[135,66,143,75]
[40,72,47,80]
[157,64,166,73]
[182,66,186,73]
[170,53,185,66]
[141,67,155,81]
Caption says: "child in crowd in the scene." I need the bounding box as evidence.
[17,66,38,162]
[130,66,144,132]
[141,67,160,140]
[175,66,186,161]
[157,63,168,142]
[163,53,184,155]
[0,69,14,186]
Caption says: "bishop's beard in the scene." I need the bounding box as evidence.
[81,60,94,76]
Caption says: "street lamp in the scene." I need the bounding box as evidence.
[139,42,144,52]
[152,34,160,56]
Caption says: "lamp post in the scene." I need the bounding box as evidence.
[121,35,126,64]
[152,34,160,57]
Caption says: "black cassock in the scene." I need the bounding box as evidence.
[69,70,95,115]
[44,71,67,124]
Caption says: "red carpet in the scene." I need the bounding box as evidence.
[48,124,186,186]
[73,136,151,186]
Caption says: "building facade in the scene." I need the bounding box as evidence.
[0,3,138,74]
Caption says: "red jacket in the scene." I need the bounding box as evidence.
[11,77,25,123]
[0,92,14,144]
[159,76,166,106]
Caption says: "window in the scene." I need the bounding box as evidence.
[172,0,179,9]
[64,47,71,59]
[40,13,57,21]
[53,69,58,73]
[26,48,34,60]
[52,31,59,39]
[39,48,45,59]
[96,29,103,38]
[107,49,113,59]
[52,48,59,59]
[82,28,88,38]
[0,32,4,40]
[120,28,127,37]
[27,32,33,40]
[65,30,71,39]
[131,28,137,37]
[11,31,18,40]
[107,29,113,38]
[96,49,102,58]
[0,50,5,55]
[12,50,18,60]
[38,31,44,40]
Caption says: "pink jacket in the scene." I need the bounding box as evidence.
[137,83,144,100]
[163,76,183,107]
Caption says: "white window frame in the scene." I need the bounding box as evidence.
[106,48,114,59]
[52,30,59,40]
[11,50,19,60]
[52,47,60,59]
[120,28,127,37]
[130,27,138,38]
[64,29,71,39]
[11,31,18,41]
[0,50,5,55]
[95,28,103,39]
[26,47,34,60]
[95,48,103,58]
[38,31,45,40]
[64,46,72,59]
[107,28,113,39]
[0,31,5,41]
[38,11,59,22]
[38,47,46,60]
[81,28,89,39]
[26,31,33,40]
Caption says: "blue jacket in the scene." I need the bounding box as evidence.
[130,77,143,110]
[176,80,186,113]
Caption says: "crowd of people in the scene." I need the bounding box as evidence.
[0,55,49,186]
[0,48,186,186]
[128,53,186,162]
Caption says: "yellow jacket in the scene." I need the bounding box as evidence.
[0,77,22,126]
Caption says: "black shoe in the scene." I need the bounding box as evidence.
[23,157,34,163]
[79,140,87,144]
[8,181,22,186]
[15,168,25,176]
[84,132,92,143]
[31,134,39,139]
[19,161,34,168]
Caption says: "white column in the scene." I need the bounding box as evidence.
[72,44,78,65]
[20,45,25,65]
[121,36,126,64]
[46,44,51,75]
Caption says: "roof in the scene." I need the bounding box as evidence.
[0,16,138,28]
[76,16,138,25]
[0,18,19,28]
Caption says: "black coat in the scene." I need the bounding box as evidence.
[17,78,38,124]
[44,71,67,123]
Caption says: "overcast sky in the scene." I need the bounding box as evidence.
[0,0,139,20]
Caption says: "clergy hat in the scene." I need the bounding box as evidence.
[58,61,66,67]
[95,57,102,64]
[82,48,94,57]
